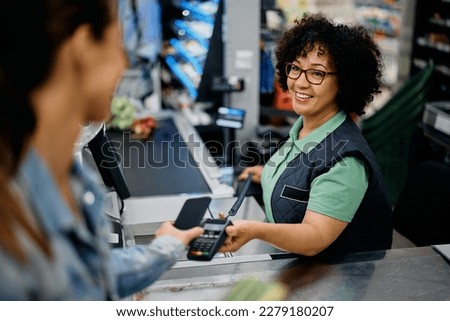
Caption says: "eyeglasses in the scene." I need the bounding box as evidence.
[285,62,337,85]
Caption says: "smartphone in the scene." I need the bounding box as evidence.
[174,197,211,230]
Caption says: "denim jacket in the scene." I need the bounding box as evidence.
[0,149,185,300]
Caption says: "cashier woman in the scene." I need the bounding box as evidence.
[220,13,393,259]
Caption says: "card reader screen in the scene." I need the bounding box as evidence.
[203,223,224,231]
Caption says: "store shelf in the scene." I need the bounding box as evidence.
[162,0,221,103]
[353,0,412,87]
[410,0,450,100]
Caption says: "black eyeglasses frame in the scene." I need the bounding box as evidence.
[285,62,337,85]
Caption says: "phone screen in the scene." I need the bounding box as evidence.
[174,197,211,230]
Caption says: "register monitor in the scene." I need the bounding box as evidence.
[87,125,131,202]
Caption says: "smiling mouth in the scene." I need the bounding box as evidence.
[295,92,313,99]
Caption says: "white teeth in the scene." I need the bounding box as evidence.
[296,93,312,99]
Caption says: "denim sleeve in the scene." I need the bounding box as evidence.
[110,235,185,298]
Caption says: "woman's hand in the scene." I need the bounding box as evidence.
[219,220,259,253]
[238,165,264,184]
[155,221,203,246]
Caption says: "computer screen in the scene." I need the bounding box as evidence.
[86,126,131,201]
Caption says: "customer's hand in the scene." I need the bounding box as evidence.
[238,165,264,184]
[155,221,203,246]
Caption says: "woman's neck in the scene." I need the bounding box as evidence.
[298,108,339,139]
[31,108,83,219]
[32,122,80,183]
[30,53,84,184]
[30,72,84,218]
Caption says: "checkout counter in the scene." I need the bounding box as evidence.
[93,110,450,301]
[141,245,450,301]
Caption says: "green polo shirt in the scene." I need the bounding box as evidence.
[261,111,368,223]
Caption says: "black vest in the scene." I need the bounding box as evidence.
[270,117,393,259]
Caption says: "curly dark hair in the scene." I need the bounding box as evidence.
[275,12,383,116]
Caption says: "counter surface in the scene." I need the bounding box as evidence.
[140,246,450,301]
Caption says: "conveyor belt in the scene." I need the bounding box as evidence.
[108,117,211,197]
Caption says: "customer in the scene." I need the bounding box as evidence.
[222,12,393,259]
[0,1,202,300]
